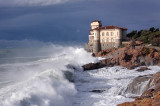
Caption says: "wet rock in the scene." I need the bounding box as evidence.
[64,71,74,82]
[123,75,152,96]
[89,90,105,93]
[136,67,151,72]
[82,62,106,71]
[117,72,160,106]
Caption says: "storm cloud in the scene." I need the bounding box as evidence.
[0,0,75,6]
[0,0,160,42]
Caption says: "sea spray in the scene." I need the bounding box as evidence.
[0,44,97,106]
[73,66,160,106]
[0,43,160,106]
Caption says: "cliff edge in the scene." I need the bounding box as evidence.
[83,46,160,70]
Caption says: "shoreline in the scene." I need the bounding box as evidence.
[82,45,160,106]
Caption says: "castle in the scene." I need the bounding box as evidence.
[85,20,127,55]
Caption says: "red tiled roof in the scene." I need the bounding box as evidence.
[90,25,127,31]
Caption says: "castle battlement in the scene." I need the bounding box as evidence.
[85,20,127,55]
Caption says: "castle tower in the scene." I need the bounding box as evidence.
[91,20,102,29]
[93,29,101,55]
[90,20,102,55]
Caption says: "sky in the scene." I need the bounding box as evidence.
[0,0,160,42]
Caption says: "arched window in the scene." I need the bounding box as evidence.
[106,32,109,36]
[111,32,113,36]
[102,32,104,36]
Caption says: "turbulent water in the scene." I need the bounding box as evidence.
[0,43,160,106]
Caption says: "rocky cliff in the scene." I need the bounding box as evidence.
[83,45,160,106]
[83,46,160,70]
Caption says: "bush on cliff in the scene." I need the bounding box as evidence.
[127,27,160,46]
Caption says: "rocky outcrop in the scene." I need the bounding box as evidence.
[96,48,118,57]
[118,72,160,106]
[83,46,160,71]
[136,67,151,72]
[122,75,152,96]
[82,62,106,70]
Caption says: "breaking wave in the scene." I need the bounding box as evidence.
[0,42,159,106]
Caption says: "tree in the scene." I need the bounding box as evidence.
[127,30,137,38]
[155,28,159,32]
[149,27,155,32]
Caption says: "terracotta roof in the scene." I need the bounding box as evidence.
[90,25,127,31]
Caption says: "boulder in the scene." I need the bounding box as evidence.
[82,62,106,71]
[136,67,151,72]
[117,72,160,106]
[123,75,152,96]
[89,90,105,93]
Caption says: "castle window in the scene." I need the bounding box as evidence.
[106,32,109,36]
[111,32,113,36]
[106,38,109,42]
[102,32,104,36]
[103,38,104,42]
[111,38,114,42]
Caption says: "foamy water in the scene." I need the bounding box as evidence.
[0,43,159,106]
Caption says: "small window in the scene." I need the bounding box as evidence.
[102,38,104,42]
[111,32,113,36]
[111,38,113,42]
[106,32,109,36]
[106,38,109,42]
[102,32,104,36]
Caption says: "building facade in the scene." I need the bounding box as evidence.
[85,20,127,55]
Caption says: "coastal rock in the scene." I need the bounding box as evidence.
[82,62,106,71]
[89,90,105,93]
[136,67,151,72]
[96,48,117,57]
[117,72,160,106]
[83,46,160,70]
[123,75,152,96]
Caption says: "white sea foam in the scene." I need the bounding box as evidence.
[0,44,97,106]
[73,66,160,106]
[0,43,160,106]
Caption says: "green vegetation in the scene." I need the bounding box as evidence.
[127,27,160,46]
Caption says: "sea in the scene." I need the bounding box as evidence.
[0,40,160,106]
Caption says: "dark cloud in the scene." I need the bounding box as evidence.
[0,0,160,42]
